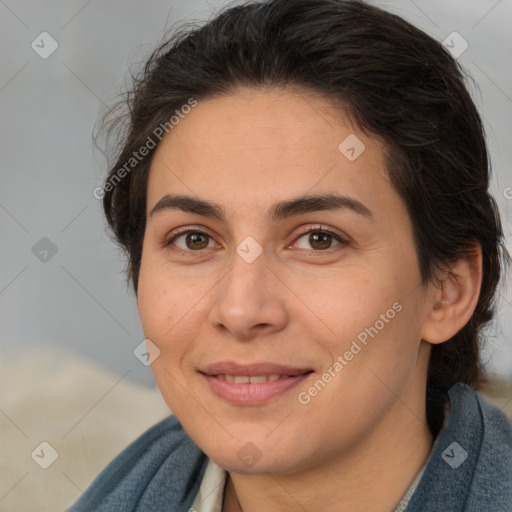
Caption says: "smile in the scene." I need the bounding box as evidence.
[200,365,314,405]
[215,374,291,383]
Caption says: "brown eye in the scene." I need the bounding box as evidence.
[308,231,334,250]
[184,232,210,250]
[165,230,214,251]
[294,227,348,252]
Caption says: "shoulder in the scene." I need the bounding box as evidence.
[405,383,512,512]
[68,414,208,512]
[449,382,512,453]
[453,383,512,509]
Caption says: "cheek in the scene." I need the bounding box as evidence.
[316,270,420,373]
[137,271,198,412]
[312,274,395,337]
[137,263,179,341]
[137,277,167,334]
[137,265,209,367]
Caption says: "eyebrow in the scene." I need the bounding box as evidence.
[149,193,374,222]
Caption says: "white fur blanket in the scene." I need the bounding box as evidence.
[0,345,170,512]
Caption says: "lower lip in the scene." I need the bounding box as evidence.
[201,373,312,405]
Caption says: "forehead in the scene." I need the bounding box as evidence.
[147,87,394,221]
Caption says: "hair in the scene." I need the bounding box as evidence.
[98,0,509,399]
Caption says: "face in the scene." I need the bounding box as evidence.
[137,87,436,475]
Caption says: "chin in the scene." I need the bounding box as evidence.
[210,450,301,476]
[199,433,314,477]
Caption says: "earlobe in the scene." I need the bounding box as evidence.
[421,244,483,344]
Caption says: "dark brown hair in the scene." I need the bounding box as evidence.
[98,0,509,395]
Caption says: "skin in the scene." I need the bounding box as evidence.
[137,87,482,512]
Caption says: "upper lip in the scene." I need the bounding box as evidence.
[200,361,313,376]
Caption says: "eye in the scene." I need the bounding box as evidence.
[163,228,217,252]
[162,224,349,254]
[292,225,349,253]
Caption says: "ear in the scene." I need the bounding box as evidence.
[421,243,483,345]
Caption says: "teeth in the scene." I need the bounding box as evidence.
[249,375,268,383]
[216,374,288,382]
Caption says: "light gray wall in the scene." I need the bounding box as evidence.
[1,0,511,386]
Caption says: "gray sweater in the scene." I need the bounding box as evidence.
[67,383,512,511]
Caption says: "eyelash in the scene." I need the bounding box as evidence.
[161,224,350,255]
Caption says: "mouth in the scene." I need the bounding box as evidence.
[200,361,313,377]
[214,374,298,383]
[199,362,314,405]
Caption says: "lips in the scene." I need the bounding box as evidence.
[217,374,285,383]
[199,361,314,405]
[200,361,313,377]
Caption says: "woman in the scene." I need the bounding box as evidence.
[70,0,512,510]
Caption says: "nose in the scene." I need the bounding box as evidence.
[208,249,289,341]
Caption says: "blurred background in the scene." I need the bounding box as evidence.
[1,0,511,510]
